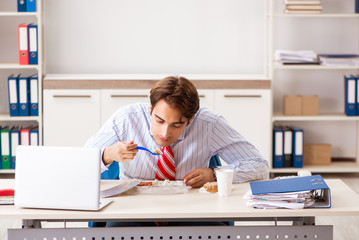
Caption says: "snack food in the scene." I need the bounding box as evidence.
[203,182,218,193]
[154,149,163,154]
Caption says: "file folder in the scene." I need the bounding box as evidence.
[8,75,20,117]
[17,0,27,12]
[1,127,11,170]
[26,0,36,12]
[18,75,30,116]
[20,128,30,146]
[344,75,357,116]
[18,24,29,65]
[356,0,359,13]
[30,127,39,146]
[250,175,331,208]
[291,126,304,168]
[29,74,39,116]
[273,126,284,168]
[283,126,293,168]
[28,24,38,65]
[10,127,20,169]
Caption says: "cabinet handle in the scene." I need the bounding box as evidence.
[199,95,205,98]
[53,95,91,98]
[224,95,262,98]
[110,95,148,98]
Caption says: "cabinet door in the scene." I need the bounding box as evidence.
[198,90,215,111]
[101,89,150,124]
[43,90,101,147]
[214,89,271,161]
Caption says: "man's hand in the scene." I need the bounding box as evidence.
[182,168,216,188]
[102,141,138,165]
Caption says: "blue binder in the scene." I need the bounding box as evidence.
[26,0,36,12]
[28,24,38,65]
[273,126,284,168]
[8,75,20,117]
[10,127,20,169]
[18,75,30,116]
[17,0,27,12]
[291,126,304,168]
[30,127,39,146]
[250,175,331,208]
[356,0,359,13]
[344,75,357,116]
[29,74,39,116]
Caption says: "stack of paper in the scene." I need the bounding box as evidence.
[283,0,322,14]
[274,50,318,64]
[245,175,331,209]
[319,54,359,66]
[0,189,14,205]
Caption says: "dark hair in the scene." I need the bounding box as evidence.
[150,76,199,120]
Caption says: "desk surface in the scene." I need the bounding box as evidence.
[1,179,359,221]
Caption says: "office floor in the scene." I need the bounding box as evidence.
[1,173,359,240]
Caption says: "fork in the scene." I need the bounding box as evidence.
[135,146,163,155]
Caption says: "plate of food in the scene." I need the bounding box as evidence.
[134,179,191,194]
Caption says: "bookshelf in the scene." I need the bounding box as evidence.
[0,0,43,175]
[268,0,359,173]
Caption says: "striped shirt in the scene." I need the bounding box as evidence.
[85,103,269,183]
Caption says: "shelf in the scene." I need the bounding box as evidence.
[0,169,15,174]
[0,63,39,69]
[273,13,359,18]
[0,113,40,122]
[0,12,38,17]
[270,161,359,173]
[272,113,359,122]
[273,63,359,70]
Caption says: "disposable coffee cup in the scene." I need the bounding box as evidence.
[215,168,234,197]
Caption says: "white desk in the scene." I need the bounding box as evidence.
[2,179,359,240]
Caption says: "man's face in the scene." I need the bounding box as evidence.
[150,99,191,147]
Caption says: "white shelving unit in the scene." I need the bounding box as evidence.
[268,0,359,173]
[0,1,43,175]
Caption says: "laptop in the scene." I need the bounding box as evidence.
[15,145,112,211]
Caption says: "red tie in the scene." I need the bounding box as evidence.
[155,146,175,180]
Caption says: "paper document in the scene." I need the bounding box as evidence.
[100,179,140,198]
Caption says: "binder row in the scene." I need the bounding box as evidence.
[18,24,38,65]
[273,125,304,168]
[0,126,39,170]
[8,74,38,117]
[17,0,36,12]
[344,75,359,116]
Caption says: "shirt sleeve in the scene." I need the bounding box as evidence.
[210,115,269,183]
[84,110,127,172]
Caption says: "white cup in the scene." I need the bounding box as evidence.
[215,168,234,197]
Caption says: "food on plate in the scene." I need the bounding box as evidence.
[203,182,218,193]
[137,179,184,187]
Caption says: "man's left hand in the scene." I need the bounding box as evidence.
[182,168,216,188]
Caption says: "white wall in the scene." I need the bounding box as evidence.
[44,0,266,74]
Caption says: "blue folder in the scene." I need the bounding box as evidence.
[29,74,39,116]
[10,127,20,169]
[273,126,284,168]
[250,175,331,208]
[28,24,38,65]
[8,75,20,117]
[26,0,36,12]
[344,75,357,116]
[291,126,304,168]
[18,75,30,116]
[17,0,26,12]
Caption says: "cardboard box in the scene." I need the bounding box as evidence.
[302,95,319,115]
[303,144,331,165]
[284,95,302,115]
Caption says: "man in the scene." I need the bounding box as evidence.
[85,76,269,188]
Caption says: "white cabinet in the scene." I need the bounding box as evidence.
[101,89,150,123]
[214,89,271,162]
[44,87,271,160]
[43,90,101,147]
